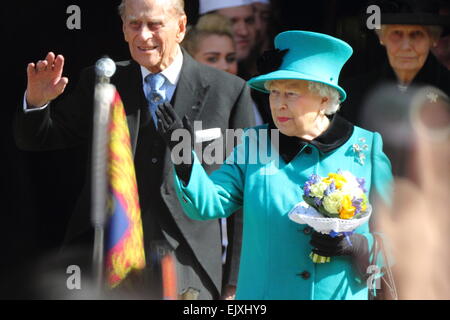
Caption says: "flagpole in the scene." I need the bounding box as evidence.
[91,57,116,294]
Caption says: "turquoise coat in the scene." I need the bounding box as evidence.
[173,120,392,300]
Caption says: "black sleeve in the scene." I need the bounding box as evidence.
[14,67,96,151]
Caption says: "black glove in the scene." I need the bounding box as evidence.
[310,231,367,257]
[155,102,193,183]
[310,231,370,279]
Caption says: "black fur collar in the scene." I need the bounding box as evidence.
[268,114,354,163]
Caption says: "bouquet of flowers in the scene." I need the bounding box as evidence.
[288,170,372,263]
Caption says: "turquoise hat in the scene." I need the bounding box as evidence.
[248,30,353,102]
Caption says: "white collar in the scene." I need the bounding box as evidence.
[140,47,183,85]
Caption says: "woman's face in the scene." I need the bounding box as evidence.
[268,79,328,137]
[193,34,238,75]
[379,25,433,74]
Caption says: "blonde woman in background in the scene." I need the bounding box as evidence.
[183,13,238,75]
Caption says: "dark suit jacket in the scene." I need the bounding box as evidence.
[14,50,255,297]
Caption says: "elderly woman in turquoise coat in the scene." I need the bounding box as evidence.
[155,31,393,300]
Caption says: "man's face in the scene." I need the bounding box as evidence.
[253,2,270,43]
[217,5,257,62]
[122,0,187,72]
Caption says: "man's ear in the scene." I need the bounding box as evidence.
[176,14,188,43]
[122,21,129,43]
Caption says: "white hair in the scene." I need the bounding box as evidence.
[118,0,185,18]
[264,80,341,115]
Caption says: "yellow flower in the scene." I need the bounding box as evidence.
[361,193,368,212]
[339,195,356,219]
[361,203,367,212]
[323,173,347,189]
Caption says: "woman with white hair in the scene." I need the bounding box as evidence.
[342,0,450,127]
[156,30,393,299]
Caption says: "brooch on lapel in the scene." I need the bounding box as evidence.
[352,138,369,165]
[426,92,438,103]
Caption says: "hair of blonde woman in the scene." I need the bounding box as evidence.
[182,13,234,56]
[265,80,341,115]
[375,24,443,42]
[118,0,186,19]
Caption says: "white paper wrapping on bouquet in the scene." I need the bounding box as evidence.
[288,201,372,234]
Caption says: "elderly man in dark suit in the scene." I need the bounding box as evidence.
[14,0,254,299]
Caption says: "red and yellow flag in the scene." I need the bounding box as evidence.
[105,90,145,288]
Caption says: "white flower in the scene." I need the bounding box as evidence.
[340,171,364,199]
[323,190,345,214]
[309,181,328,198]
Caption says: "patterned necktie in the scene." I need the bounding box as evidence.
[144,73,166,126]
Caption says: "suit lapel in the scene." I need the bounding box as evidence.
[161,51,210,181]
[111,55,211,156]
[109,55,213,184]
[171,50,210,122]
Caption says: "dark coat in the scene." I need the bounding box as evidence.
[340,54,449,178]
[14,51,255,298]
[340,53,450,126]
